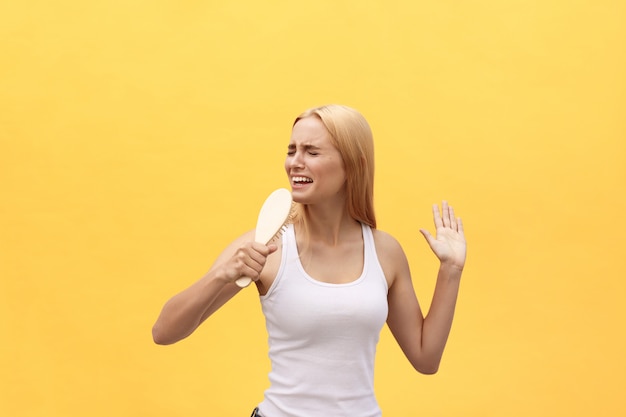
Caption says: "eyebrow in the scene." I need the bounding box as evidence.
[287,143,322,151]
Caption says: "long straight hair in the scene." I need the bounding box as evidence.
[291,104,376,228]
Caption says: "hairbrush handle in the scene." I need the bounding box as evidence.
[235,276,253,288]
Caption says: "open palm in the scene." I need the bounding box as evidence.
[420,201,466,270]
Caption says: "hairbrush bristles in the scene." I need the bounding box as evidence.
[268,203,295,243]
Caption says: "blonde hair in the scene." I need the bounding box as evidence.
[291,104,376,228]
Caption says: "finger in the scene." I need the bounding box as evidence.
[449,205,457,230]
[457,217,465,238]
[248,248,270,270]
[230,259,261,283]
[432,203,443,229]
[251,241,273,256]
[240,265,260,282]
[441,200,450,228]
[235,246,267,277]
[245,256,267,280]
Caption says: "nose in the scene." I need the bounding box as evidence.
[287,151,304,169]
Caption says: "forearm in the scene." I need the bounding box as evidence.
[420,263,462,372]
[152,269,236,345]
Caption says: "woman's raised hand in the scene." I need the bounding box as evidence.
[420,201,466,270]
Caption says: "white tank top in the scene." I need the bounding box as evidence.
[258,223,389,417]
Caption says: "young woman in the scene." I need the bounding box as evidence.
[152,104,467,417]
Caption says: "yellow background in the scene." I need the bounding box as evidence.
[1,1,625,416]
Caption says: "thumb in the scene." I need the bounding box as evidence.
[420,229,435,245]
[267,243,278,254]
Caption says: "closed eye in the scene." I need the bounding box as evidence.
[286,144,320,156]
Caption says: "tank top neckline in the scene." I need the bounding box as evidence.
[287,222,370,288]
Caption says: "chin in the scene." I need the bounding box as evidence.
[290,190,313,205]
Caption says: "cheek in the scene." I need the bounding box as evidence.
[332,158,346,177]
[328,162,347,187]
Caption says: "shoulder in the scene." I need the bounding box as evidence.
[211,229,256,267]
[372,228,405,258]
[371,228,410,287]
[224,229,256,251]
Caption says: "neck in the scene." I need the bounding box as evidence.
[299,204,360,246]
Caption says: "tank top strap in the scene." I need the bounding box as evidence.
[360,223,388,291]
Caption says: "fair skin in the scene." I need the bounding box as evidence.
[152,116,466,374]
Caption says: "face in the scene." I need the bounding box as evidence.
[285,116,346,205]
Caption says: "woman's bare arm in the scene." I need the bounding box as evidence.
[380,201,466,374]
[152,231,276,345]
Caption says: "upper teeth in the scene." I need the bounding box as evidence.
[293,176,313,183]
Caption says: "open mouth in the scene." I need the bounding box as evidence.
[292,176,313,185]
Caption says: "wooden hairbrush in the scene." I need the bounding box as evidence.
[235,188,294,288]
